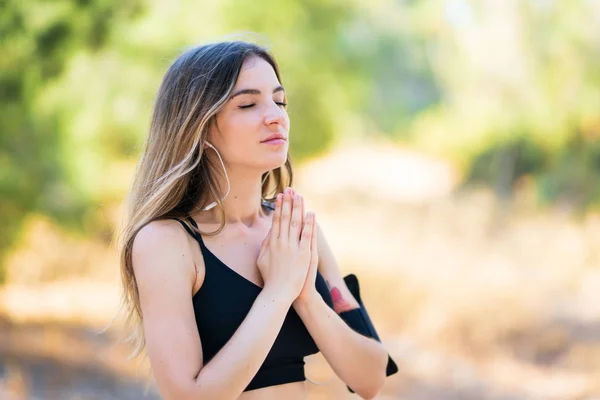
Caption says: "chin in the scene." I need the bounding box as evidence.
[266,150,288,165]
[262,159,287,173]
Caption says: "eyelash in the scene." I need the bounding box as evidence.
[239,102,288,109]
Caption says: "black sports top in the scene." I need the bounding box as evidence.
[176,205,334,392]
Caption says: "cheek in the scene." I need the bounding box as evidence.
[215,110,257,140]
[227,110,263,133]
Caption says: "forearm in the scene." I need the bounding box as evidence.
[294,295,388,398]
[190,288,291,400]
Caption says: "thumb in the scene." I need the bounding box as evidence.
[260,228,271,253]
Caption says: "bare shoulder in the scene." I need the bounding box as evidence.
[132,219,202,294]
[133,219,190,252]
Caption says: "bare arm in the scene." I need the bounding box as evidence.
[132,220,293,400]
[293,222,388,399]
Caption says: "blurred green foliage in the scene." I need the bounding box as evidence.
[0,0,143,281]
[0,0,599,280]
[406,0,600,207]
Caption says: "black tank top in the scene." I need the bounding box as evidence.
[176,207,334,391]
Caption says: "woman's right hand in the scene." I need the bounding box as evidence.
[257,187,314,304]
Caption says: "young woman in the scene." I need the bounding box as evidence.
[118,40,397,400]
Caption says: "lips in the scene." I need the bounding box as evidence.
[261,133,286,143]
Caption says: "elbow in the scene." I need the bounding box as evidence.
[153,366,237,400]
[356,387,383,400]
[353,368,386,400]
[357,381,385,400]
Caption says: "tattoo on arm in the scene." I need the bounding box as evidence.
[325,280,355,313]
[330,286,355,313]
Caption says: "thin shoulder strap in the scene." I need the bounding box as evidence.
[186,216,199,229]
[174,217,202,243]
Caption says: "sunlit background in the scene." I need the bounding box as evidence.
[2,0,600,399]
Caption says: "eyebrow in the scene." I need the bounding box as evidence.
[229,85,285,100]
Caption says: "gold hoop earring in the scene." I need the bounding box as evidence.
[201,142,230,211]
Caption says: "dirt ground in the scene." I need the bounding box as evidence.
[2,143,600,399]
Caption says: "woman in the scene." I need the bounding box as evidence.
[118,40,397,400]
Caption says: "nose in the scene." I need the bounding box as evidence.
[264,101,287,126]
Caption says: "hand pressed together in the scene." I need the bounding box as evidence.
[257,187,318,305]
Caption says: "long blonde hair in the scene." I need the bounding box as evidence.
[116,41,293,361]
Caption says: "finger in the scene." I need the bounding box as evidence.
[289,194,304,242]
[300,212,314,249]
[310,213,318,256]
[292,189,304,230]
[279,188,292,242]
[270,193,283,242]
[300,192,305,225]
[260,228,271,253]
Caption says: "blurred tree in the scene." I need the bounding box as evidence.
[0,0,143,281]
[405,0,600,207]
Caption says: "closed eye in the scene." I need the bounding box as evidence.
[238,102,288,109]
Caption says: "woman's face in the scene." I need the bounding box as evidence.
[210,56,290,173]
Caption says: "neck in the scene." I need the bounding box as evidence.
[199,165,267,227]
